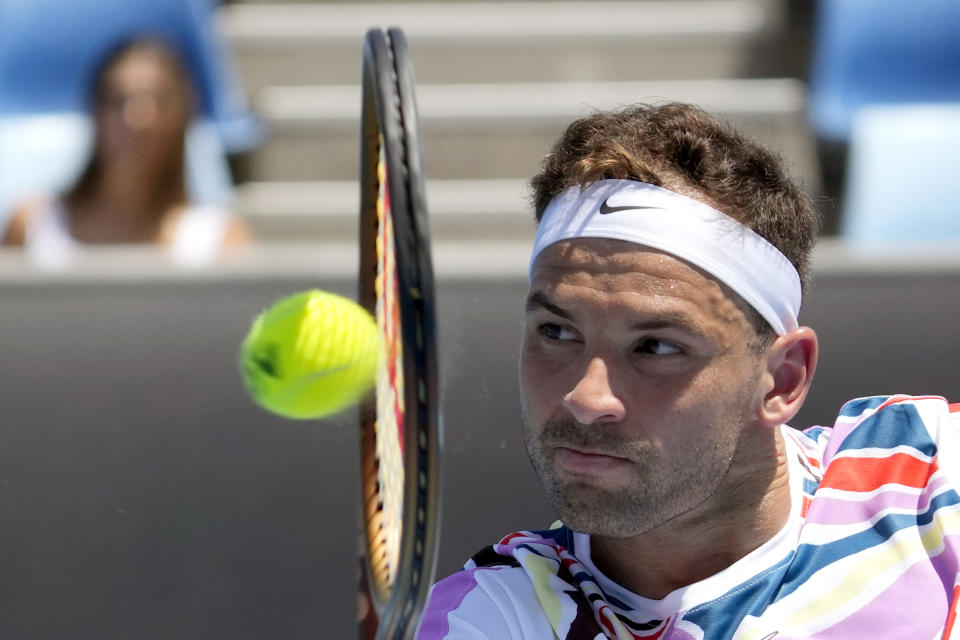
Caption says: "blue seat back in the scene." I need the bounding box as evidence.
[842,104,960,246]
[0,0,258,150]
[808,0,960,142]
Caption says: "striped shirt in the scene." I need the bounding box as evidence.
[419,395,960,639]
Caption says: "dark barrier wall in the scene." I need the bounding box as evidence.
[1,251,958,638]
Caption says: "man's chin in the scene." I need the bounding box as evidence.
[546,483,646,537]
[549,476,694,539]
[550,471,636,501]
[556,510,650,539]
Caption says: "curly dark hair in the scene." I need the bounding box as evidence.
[531,102,819,291]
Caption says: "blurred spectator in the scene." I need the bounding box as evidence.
[1,39,252,267]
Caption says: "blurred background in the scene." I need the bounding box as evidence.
[0,0,958,638]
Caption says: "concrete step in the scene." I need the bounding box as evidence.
[246,78,819,190]
[220,1,783,87]
[235,178,535,241]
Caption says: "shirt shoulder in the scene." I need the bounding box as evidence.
[818,394,956,461]
[802,394,960,498]
[417,565,555,640]
[746,396,960,638]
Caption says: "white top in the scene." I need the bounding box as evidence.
[23,200,231,269]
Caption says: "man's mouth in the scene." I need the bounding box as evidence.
[554,446,631,475]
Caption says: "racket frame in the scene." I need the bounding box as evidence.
[358,26,441,640]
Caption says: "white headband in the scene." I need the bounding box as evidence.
[529,180,801,335]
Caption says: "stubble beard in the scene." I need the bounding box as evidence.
[521,413,738,539]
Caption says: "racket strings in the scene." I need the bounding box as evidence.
[366,137,406,605]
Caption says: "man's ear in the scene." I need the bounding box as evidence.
[759,327,818,427]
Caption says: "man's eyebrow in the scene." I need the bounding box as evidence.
[630,313,709,338]
[524,291,572,319]
[526,292,711,339]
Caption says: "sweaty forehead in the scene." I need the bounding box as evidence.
[531,238,718,292]
[529,238,755,330]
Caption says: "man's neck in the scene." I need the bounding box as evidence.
[589,426,792,600]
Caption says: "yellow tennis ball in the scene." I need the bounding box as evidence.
[240,290,381,420]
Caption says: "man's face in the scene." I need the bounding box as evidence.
[520,238,770,538]
[96,50,192,166]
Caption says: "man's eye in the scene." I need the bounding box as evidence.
[638,338,682,355]
[539,323,577,342]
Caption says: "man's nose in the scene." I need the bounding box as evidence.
[563,357,627,425]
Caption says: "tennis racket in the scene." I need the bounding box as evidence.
[357,27,441,640]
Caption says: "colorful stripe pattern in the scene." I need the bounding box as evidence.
[422,395,960,639]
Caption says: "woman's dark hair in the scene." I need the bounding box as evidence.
[87,37,193,111]
[66,37,194,203]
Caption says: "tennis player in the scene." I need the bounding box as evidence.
[418,103,960,639]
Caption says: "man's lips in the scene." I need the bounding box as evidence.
[554,446,631,475]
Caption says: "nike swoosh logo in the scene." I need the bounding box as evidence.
[598,198,663,215]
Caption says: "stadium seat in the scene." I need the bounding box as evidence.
[841,104,960,247]
[808,0,960,143]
